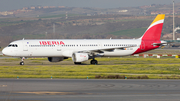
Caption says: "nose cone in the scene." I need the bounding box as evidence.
[2,47,10,56]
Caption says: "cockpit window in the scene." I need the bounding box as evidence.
[8,44,12,47]
[8,44,18,47]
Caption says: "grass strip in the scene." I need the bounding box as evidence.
[0,63,180,79]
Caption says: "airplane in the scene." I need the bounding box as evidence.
[2,14,167,65]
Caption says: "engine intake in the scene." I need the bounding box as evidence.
[72,53,89,62]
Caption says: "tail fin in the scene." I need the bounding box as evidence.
[140,14,165,41]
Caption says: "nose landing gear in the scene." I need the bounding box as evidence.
[20,61,24,65]
[20,57,25,65]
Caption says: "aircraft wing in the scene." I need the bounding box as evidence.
[77,46,136,53]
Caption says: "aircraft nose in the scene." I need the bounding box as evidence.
[2,47,10,56]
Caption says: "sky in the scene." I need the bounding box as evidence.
[0,0,179,11]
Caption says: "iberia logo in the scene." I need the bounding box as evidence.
[39,41,65,45]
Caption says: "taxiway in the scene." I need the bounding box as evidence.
[0,79,180,101]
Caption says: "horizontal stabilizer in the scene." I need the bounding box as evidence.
[153,40,173,46]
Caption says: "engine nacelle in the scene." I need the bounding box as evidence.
[48,57,64,62]
[72,53,89,62]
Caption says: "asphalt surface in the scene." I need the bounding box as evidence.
[0,79,180,101]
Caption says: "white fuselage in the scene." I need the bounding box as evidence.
[3,39,141,57]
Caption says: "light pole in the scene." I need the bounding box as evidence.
[173,0,175,40]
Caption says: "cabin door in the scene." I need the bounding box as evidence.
[23,41,28,51]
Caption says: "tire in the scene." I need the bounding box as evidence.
[95,60,98,65]
[74,62,81,64]
[90,60,98,65]
[90,60,93,64]
[20,62,24,65]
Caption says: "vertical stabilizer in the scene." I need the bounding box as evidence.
[140,14,165,41]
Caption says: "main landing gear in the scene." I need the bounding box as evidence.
[74,59,98,65]
[90,59,98,65]
[20,57,25,65]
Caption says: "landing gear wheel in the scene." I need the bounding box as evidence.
[20,62,24,65]
[74,62,81,65]
[90,60,98,65]
[20,57,25,65]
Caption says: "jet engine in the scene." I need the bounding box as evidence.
[72,53,89,62]
[48,57,64,62]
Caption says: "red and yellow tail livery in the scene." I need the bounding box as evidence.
[140,14,165,41]
[134,14,165,54]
